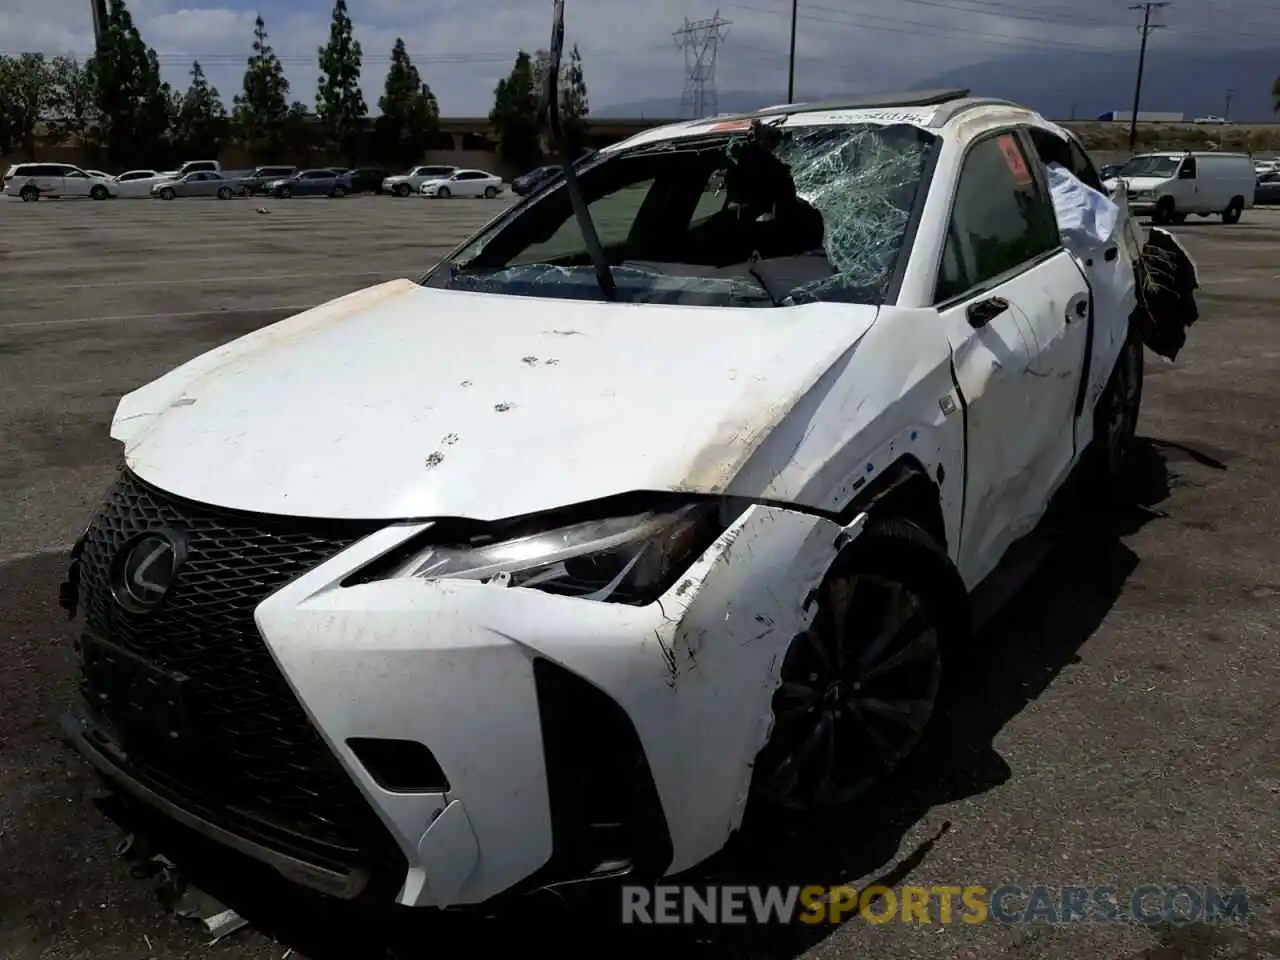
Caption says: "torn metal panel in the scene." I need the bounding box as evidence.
[1135,227,1201,361]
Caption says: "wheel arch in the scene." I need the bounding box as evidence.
[829,455,970,644]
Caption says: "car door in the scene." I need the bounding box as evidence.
[932,130,1092,584]
[21,165,62,196]
[64,168,97,197]
[1173,155,1198,210]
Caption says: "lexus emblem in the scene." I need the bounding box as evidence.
[111,531,186,612]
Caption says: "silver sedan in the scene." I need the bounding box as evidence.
[152,171,242,200]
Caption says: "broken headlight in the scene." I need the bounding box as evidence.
[391,501,740,605]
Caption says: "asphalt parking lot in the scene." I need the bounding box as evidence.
[1,197,1277,960]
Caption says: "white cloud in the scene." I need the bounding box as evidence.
[1,0,1275,114]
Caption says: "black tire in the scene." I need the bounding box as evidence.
[1085,325,1145,493]
[331,185,346,198]
[483,185,498,199]
[90,184,109,200]
[160,187,175,200]
[749,516,956,812]
[216,186,233,200]
[20,186,39,202]
[437,186,451,199]
[1222,197,1243,224]
[1152,196,1175,225]
[395,183,411,197]
[278,185,292,199]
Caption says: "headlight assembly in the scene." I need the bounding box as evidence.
[359,500,742,605]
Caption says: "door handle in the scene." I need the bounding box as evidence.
[1103,246,1118,261]
[966,296,1009,328]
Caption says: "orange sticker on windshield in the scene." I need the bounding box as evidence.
[997,135,1033,185]
[705,119,752,132]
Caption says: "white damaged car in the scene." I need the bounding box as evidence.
[60,91,1196,909]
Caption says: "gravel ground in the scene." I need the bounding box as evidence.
[0,195,1277,960]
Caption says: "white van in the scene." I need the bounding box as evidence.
[1114,151,1256,224]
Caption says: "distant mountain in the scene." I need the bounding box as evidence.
[920,47,1277,122]
[597,48,1278,122]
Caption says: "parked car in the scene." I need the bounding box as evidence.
[266,168,352,198]
[59,90,1202,913]
[239,166,298,196]
[420,169,504,198]
[347,168,392,193]
[1115,151,1256,224]
[382,165,458,197]
[3,162,119,200]
[111,169,167,199]
[152,171,243,200]
[158,159,221,178]
[1255,171,1280,205]
[512,165,561,196]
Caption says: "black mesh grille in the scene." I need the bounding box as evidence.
[76,468,393,870]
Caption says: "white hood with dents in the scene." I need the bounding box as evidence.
[114,279,880,521]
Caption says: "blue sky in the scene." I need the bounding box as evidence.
[2,0,1276,115]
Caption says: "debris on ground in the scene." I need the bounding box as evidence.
[113,830,252,945]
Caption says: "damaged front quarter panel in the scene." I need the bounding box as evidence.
[604,501,865,872]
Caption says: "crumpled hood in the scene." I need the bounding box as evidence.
[115,280,879,520]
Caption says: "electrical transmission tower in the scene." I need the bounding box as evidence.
[1127,2,1168,151]
[673,11,731,119]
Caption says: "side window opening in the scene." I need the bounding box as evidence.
[935,132,1060,303]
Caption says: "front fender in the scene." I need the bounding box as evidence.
[727,306,965,564]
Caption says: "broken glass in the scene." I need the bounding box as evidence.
[424,122,934,308]
[770,125,930,301]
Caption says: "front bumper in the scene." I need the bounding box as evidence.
[64,471,851,908]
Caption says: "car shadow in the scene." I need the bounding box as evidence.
[95,436,1205,959]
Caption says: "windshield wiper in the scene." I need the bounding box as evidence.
[541,1,616,300]
[745,256,783,306]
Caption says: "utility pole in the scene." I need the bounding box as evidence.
[786,0,798,103]
[1224,88,1235,121]
[90,0,107,53]
[673,11,732,119]
[1127,1,1167,152]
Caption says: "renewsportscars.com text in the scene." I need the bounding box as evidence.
[620,884,1251,926]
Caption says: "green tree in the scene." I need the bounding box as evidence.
[376,38,440,167]
[0,54,51,158]
[282,101,315,164]
[531,44,589,158]
[45,56,100,150]
[172,61,230,158]
[86,0,173,165]
[559,44,589,158]
[233,15,291,161]
[316,0,366,163]
[489,51,541,172]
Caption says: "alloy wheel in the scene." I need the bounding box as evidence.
[753,572,941,811]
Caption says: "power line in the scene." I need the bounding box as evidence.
[1127,1,1167,150]
[673,11,731,119]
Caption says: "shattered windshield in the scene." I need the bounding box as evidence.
[424,122,935,307]
[1122,155,1181,178]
